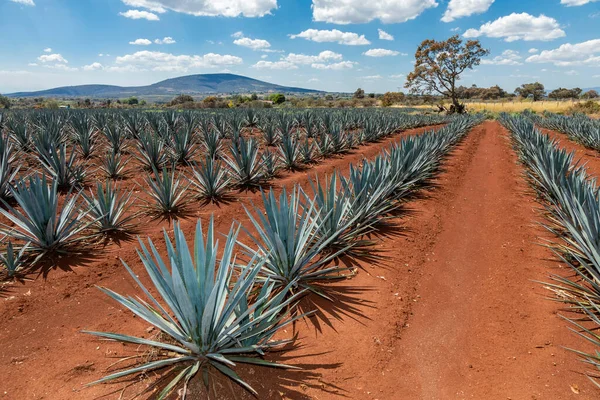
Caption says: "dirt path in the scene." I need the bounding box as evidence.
[0,121,595,399]
[541,128,600,176]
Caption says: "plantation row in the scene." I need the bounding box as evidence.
[501,114,600,386]
[0,110,448,277]
[79,115,484,398]
[533,112,600,152]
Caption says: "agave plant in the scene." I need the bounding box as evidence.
[241,187,347,296]
[0,241,29,277]
[6,115,31,151]
[83,181,137,233]
[101,150,129,180]
[71,113,97,159]
[224,137,264,187]
[278,134,301,170]
[84,218,303,398]
[260,124,279,147]
[169,126,197,165]
[135,132,168,171]
[188,156,230,203]
[300,139,317,164]
[201,128,222,159]
[261,149,280,179]
[0,175,91,254]
[102,122,127,154]
[37,144,86,190]
[144,166,188,216]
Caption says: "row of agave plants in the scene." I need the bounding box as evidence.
[0,110,446,276]
[500,114,600,386]
[531,112,600,152]
[80,115,484,398]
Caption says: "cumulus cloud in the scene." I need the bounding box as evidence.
[561,0,599,5]
[283,51,343,64]
[129,38,152,45]
[528,48,539,54]
[38,54,68,64]
[378,29,394,41]
[525,39,600,66]
[290,29,370,45]
[252,60,298,70]
[311,61,356,70]
[83,62,104,71]
[233,37,271,51]
[43,48,52,53]
[312,0,438,24]
[115,51,243,72]
[9,0,35,6]
[442,0,494,22]
[119,9,160,20]
[481,49,522,65]
[155,37,176,44]
[121,0,277,18]
[363,48,403,57]
[463,13,565,41]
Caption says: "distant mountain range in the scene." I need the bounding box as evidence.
[6,73,322,99]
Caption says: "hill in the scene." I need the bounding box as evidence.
[6,73,322,99]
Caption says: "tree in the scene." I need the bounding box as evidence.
[515,82,545,101]
[250,93,258,101]
[170,94,194,105]
[582,90,599,99]
[381,92,405,107]
[405,35,489,113]
[549,87,582,100]
[0,95,11,109]
[353,88,365,99]
[269,93,286,105]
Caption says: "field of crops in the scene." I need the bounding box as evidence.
[1,109,600,399]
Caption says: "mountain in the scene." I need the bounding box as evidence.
[6,73,322,99]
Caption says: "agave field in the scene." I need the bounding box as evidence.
[2,108,600,399]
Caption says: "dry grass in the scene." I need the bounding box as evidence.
[408,100,600,115]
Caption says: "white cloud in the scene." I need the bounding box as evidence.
[43,48,52,53]
[38,54,68,64]
[528,48,539,54]
[363,48,402,57]
[312,0,438,24]
[311,61,356,70]
[231,31,244,39]
[252,60,298,70]
[561,0,599,5]
[378,29,394,41]
[115,51,243,72]
[83,62,104,71]
[260,54,268,59]
[481,49,523,65]
[390,74,404,78]
[565,70,579,75]
[463,13,565,42]
[525,39,600,66]
[284,51,343,64]
[290,29,370,46]
[234,37,271,51]
[9,0,35,6]
[129,38,152,45]
[119,9,160,20]
[308,78,320,83]
[442,0,494,22]
[121,0,277,18]
[155,37,176,44]
[361,75,382,80]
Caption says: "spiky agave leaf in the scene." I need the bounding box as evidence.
[201,128,222,159]
[261,149,280,179]
[144,166,189,216]
[188,156,231,203]
[0,174,92,254]
[135,131,168,171]
[102,121,127,154]
[300,139,317,164]
[278,134,301,170]
[240,186,348,296]
[169,126,197,165]
[82,181,138,233]
[84,218,304,398]
[37,143,86,190]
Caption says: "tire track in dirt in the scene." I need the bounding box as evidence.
[0,124,446,400]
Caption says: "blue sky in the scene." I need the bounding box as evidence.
[0,0,599,94]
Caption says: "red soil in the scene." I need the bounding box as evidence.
[0,121,596,399]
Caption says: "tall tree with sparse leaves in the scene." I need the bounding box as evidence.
[405,35,489,114]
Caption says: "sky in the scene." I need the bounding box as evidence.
[0,0,599,94]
